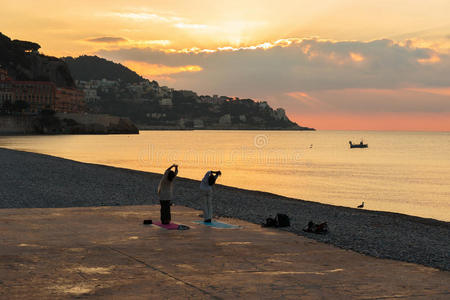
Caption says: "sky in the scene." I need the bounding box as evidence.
[1,0,450,131]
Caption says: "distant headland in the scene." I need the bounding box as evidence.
[63,55,314,130]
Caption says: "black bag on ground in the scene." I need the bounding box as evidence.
[275,214,290,227]
[262,217,277,227]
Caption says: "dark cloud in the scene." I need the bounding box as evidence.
[87,37,127,43]
[97,39,450,114]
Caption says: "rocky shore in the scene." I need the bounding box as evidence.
[0,148,448,271]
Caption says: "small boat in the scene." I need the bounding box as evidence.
[349,141,368,148]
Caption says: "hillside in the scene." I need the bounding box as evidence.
[0,32,74,87]
[64,55,314,130]
[63,56,144,84]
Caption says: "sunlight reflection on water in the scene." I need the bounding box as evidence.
[1,130,449,221]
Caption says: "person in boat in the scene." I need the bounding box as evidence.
[199,170,222,222]
[157,164,178,224]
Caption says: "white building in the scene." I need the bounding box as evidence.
[83,88,100,102]
[159,98,173,106]
[158,86,173,98]
[193,119,204,128]
[273,108,287,120]
[219,114,232,125]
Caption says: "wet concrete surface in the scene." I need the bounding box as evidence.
[0,205,449,299]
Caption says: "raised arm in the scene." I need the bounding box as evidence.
[165,164,178,172]
[211,170,222,178]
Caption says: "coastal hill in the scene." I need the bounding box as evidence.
[63,56,145,84]
[0,32,74,88]
[65,55,314,130]
[0,33,138,135]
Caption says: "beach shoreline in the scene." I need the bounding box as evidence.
[1,147,449,271]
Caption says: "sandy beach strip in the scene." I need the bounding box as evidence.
[0,147,449,271]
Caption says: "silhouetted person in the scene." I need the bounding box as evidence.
[200,170,221,222]
[357,201,364,208]
[157,164,178,224]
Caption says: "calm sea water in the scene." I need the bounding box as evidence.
[1,130,449,221]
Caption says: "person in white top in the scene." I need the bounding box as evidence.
[199,170,221,222]
[157,164,178,224]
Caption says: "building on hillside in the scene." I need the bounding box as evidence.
[55,88,85,113]
[193,118,205,128]
[97,79,118,92]
[159,98,173,106]
[1,67,86,113]
[273,108,287,120]
[198,95,229,104]
[83,88,100,102]
[258,101,269,109]
[1,68,56,113]
[219,114,232,125]
[12,81,56,113]
[0,68,9,81]
[0,68,14,103]
[179,90,198,97]
[157,86,173,98]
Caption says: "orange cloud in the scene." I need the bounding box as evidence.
[405,87,450,96]
[349,52,365,62]
[122,60,203,79]
[286,91,329,109]
[417,53,441,64]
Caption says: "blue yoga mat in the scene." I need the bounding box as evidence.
[193,220,241,229]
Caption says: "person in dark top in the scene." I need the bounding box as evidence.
[157,164,178,224]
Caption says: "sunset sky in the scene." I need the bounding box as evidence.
[2,0,449,130]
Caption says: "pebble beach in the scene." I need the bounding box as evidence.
[1,147,449,271]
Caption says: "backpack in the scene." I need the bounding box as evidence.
[262,217,277,227]
[275,214,290,227]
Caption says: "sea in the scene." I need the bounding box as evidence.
[1,130,449,221]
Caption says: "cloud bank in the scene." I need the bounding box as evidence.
[97,38,450,129]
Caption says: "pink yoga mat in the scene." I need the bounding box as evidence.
[153,222,179,230]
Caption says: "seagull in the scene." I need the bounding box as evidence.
[357,201,364,208]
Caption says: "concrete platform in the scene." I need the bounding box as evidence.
[0,205,449,299]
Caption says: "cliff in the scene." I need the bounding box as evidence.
[0,32,74,87]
